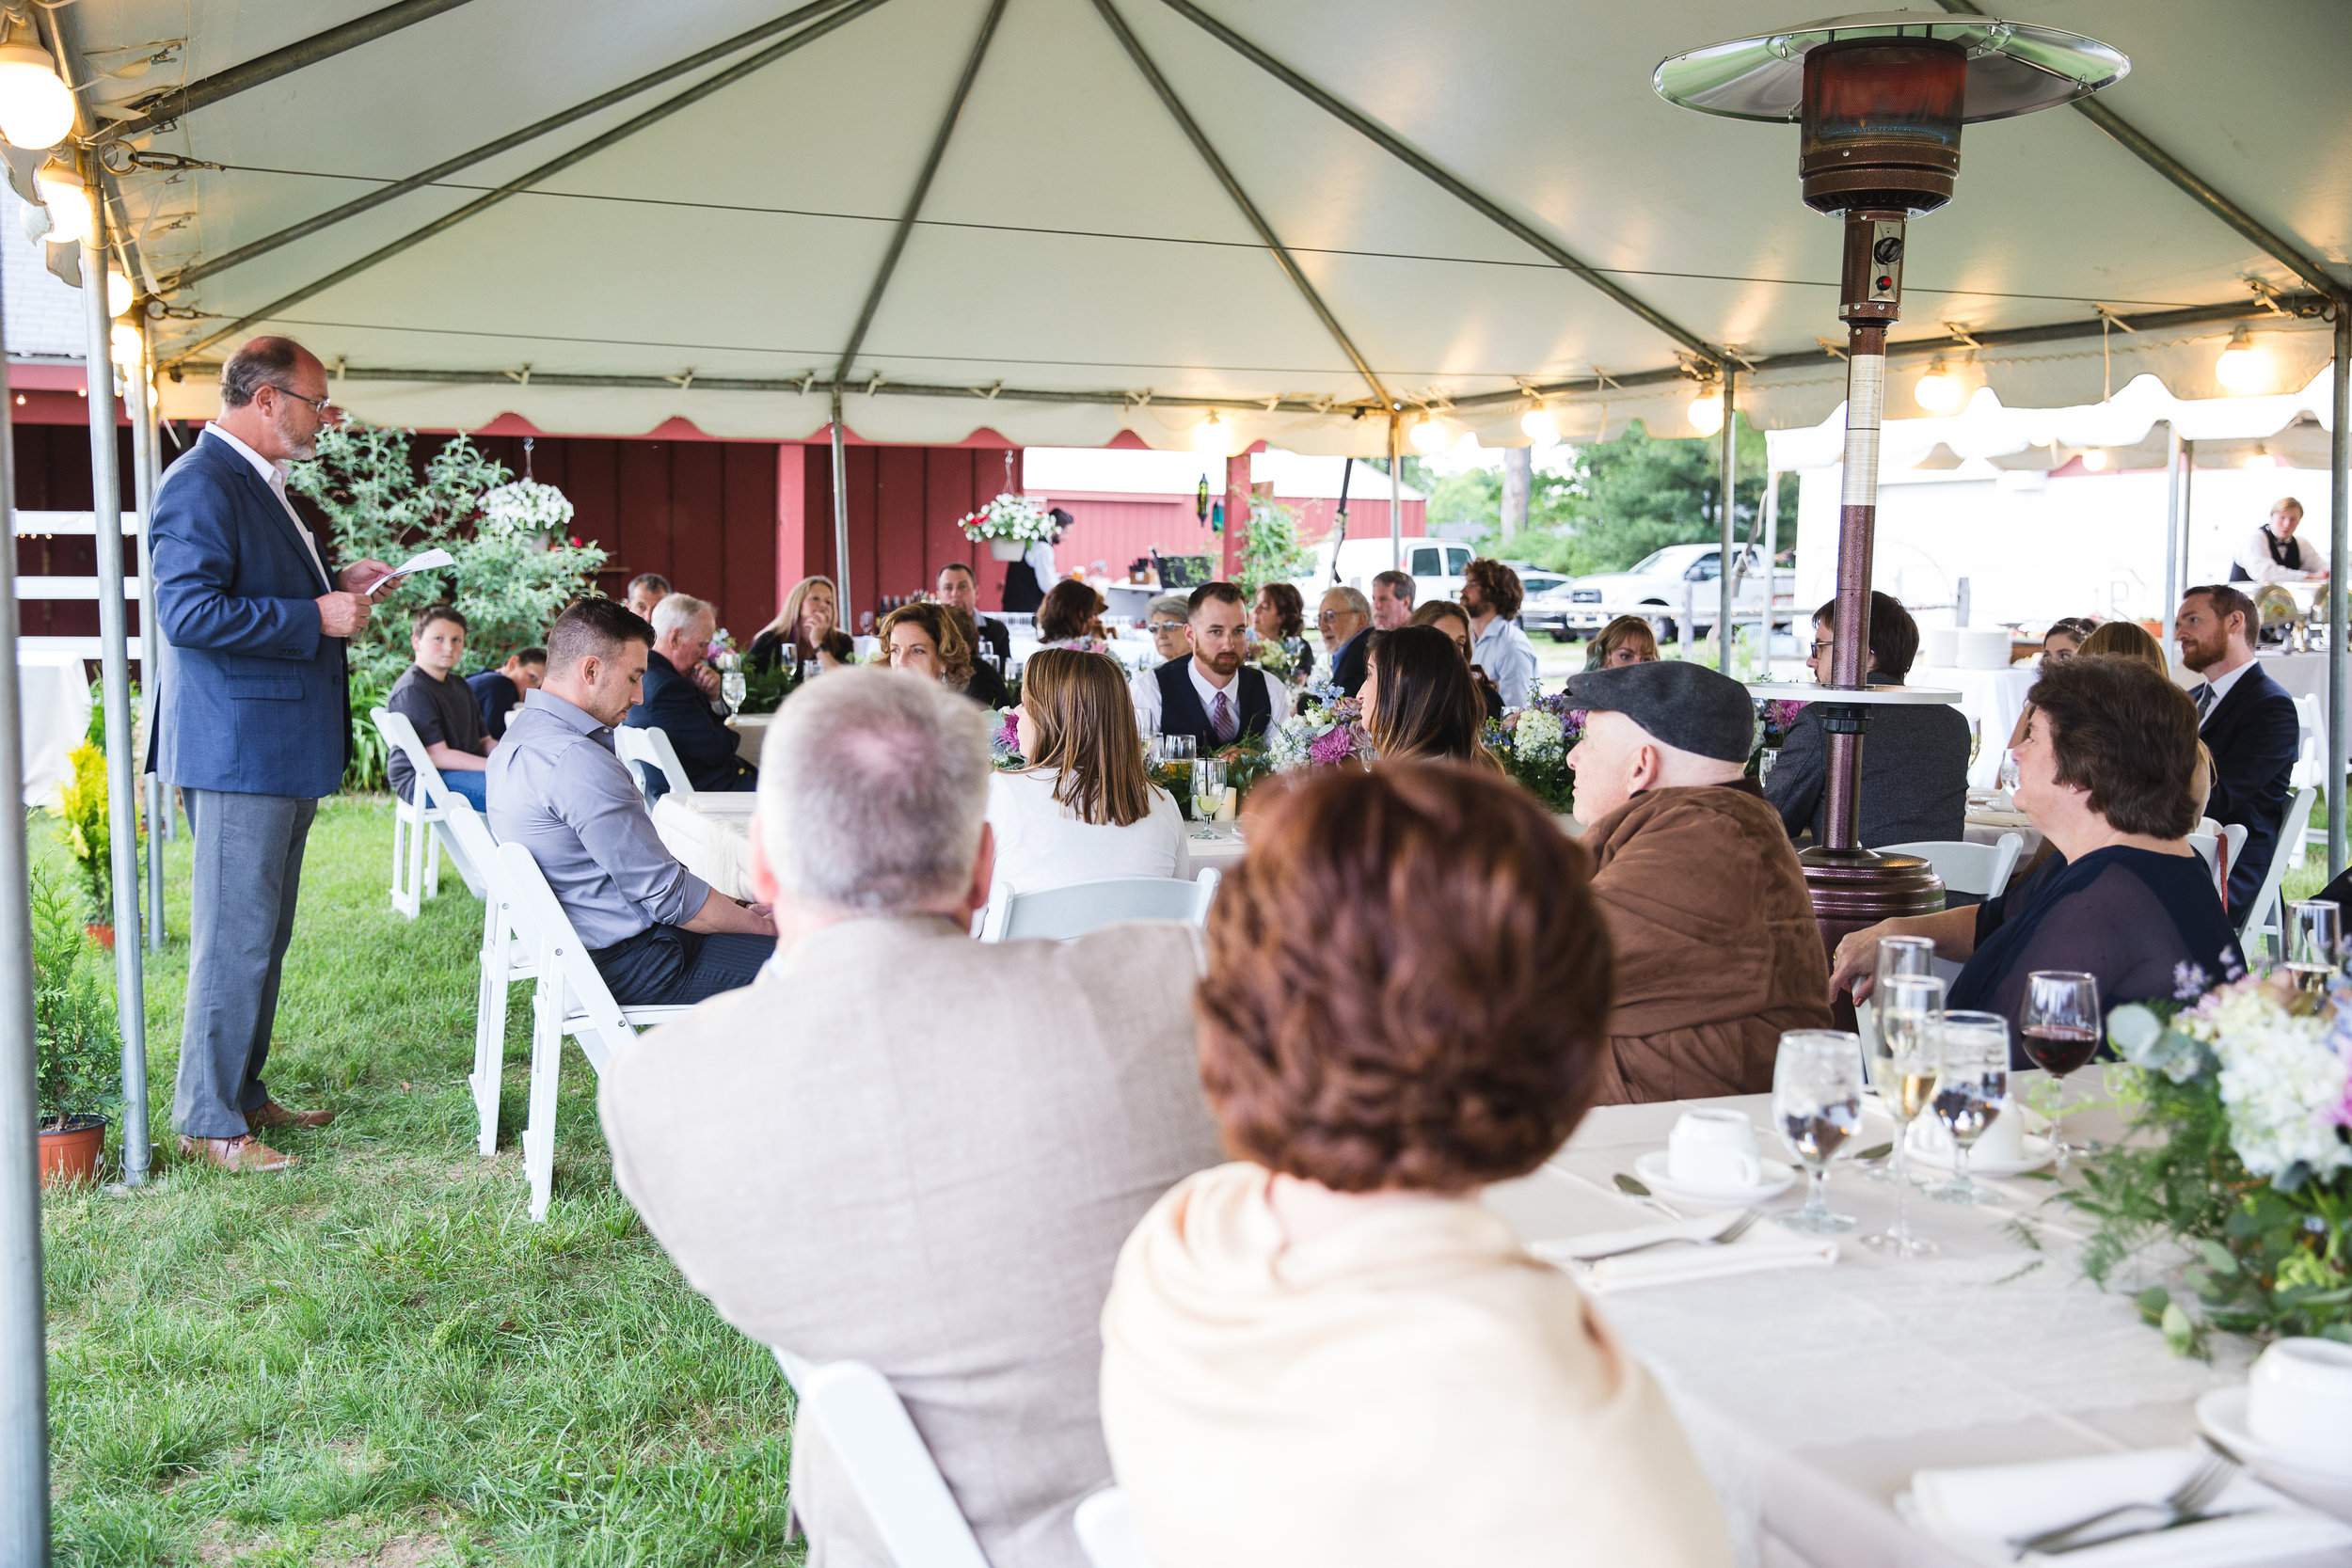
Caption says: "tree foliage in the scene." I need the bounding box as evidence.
[1237,499,1314,594]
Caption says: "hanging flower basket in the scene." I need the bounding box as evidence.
[476,479,576,546]
[959,493,1056,560]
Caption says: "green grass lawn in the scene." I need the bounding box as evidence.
[40,797,797,1567]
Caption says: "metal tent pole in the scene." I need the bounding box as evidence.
[2180,439,2196,596]
[80,225,150,1187]
[0,240,55,1568]
[2162,425,2182,652]
[1761,466,1779,670]
[2329,304,2349,879]
[1386,411,1402,570]
[124,334,164,949]
[829,389,852,631]
[1718,370,1737,673]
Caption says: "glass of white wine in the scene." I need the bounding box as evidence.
[1191,757,1227,839]
[1862,935,1936,1182]
[1928,1010,2008,1205]
[1866,973,1944,1258]
[1773,1030,1863,1233]
[2285,899,2341,994]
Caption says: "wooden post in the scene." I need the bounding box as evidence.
[774,441,809,611]
[1221,450,1250,582]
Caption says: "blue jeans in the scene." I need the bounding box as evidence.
[439,769,487,810]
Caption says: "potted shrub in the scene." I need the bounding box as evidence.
[56,740,117,945]
[32,868,117,1186]
[958,493,1057,562]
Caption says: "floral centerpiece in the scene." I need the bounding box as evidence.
[959,493,1057,561]
[1488,705,1577,815]
[2071,970,2350,1354]
[993,710,1025,769]
[1266,695,1372,773]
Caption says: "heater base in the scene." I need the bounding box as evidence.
[1800,846,1946,959]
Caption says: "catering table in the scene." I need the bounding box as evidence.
[1478,1076,2322,1568]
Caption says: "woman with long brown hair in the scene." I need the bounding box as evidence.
[750,575,854,674]
[986,648,1187,896]
[1407,599,1503,720]
[1360,624,1497,767]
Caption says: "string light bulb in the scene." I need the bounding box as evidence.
[109,321,142,368]
[1520,402,1559,441]
[106,269,133,318]
[1190,410,1226,455]
[34,160,89,247]
[1407,413,1450,453]
[2214,326,2267,393]
[1914,357,1966,415]
[0,24,75,150]
[1687,385,1724,436]
[2078,448,2109,472]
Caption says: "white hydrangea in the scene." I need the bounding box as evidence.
[477,479,575,537]
[2175,982,2352,1180]
[1515,708,1565,767]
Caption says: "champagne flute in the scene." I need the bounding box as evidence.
[1864,934,1937,1181]
[1190,757,1227,839]
[2284,899,2341,992]
[1866,973,1943,1257]
[2020,970,2100,1167]
[1928,1010,2009,1205]
[1773,1031,1864,1233]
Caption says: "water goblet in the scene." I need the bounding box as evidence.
[2020,970,2100,1167]
[1865,973,1943,1258]
[721,670,747,717]
[1772,1030,1863,1233]
[2284,899,2341,992]
[1928,1010,2009,1205]
[1756,748,1778,787]
[1997,750,2021,796]
[1190,757,1227,838]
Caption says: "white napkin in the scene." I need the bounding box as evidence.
[1907,1446,2352,1566]
[1529,1213,1836,1294]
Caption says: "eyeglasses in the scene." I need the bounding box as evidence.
[265,384,337,418]
[1811,638,1836,655]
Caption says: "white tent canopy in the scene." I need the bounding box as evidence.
[39,0,2350,453]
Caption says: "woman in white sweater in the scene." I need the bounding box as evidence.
[1100,763,1729,1568]
[987,648,1187,898]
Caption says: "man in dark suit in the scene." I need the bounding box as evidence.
[1127,581,1291,748]
[935,562,1009,665]
[625,593,757,799]
[1317,585,1375,696]
[151,335,392,1173]
[2179,583,2299,912]
[1767,593,1970,852]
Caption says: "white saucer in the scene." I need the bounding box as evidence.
[1631,1148,1797,1210]
[1904,1119,2054,1177]
[2198,1386,2352,1520]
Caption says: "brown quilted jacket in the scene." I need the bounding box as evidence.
[1580,782,1834,1104]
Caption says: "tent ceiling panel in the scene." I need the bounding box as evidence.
[86,0,2347,449]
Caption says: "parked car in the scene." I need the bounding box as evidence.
[1551,543,1794,641]
[1295,538,1475,606]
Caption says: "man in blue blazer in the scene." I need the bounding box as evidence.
[151,337,389,1173]
[624,593,755,799]
[2178,584,2301,914]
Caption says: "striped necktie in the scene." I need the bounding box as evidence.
[1212,689,1238,744]
[2194,683,2216,720]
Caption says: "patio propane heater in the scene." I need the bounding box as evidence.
[1655,13,2127,951]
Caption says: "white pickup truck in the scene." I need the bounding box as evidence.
[1529,543,1796,642]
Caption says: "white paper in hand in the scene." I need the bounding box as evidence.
[363,547,454,596]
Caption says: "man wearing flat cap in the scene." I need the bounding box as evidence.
[1565,660,1833,1102]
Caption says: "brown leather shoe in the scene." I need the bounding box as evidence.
[247,1101,335,1130]
[178,1134,297,1173]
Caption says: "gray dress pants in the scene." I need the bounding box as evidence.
[172,788,318,1138]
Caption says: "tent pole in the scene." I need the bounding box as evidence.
[2162,424,2182,652]
[2329,304,2349,880]
[829,389,852,633]
[1387,411,1402,571]
[2181,439,2195,593]
[1718,370,1737,673]
[81,222,150,1188]
[0,232,55,1568]
[1761,466,1779,671]
[124,334,164,949]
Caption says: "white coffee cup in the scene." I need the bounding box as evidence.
[1975,1098,2026,1163]
[2247,1338,2352,1473]
[1667,1109,1762,1194]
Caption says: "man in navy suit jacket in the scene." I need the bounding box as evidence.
[151,337,390,1173]
[624,593,756,798]
[2178,584,2301,913]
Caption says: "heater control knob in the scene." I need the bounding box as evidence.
[1872,234,1904,265]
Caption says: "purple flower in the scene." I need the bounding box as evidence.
[1308,724,1359,767]
[994,713,1019,752]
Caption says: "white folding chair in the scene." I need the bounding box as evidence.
[768,1351,991,1568]
[2186,832,2225,902]
[1074,1487,1152,1568]
[615,724,696,802]
[2237,785,2321,954]
[1879,834,2023,899]
[440,800,528,1158]
[979,868,1220,942]
[2291,694,2329,851]
[495,842,691,1220]
[371,706,486,917]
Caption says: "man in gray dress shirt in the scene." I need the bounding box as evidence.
[487,598,774,1005]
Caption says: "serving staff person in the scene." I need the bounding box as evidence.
[152,335,392,1173]
[2232,497,2328,584]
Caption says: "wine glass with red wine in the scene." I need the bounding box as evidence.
[2020,970,2100,1167]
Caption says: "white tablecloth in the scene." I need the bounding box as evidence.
[727,712,774,767]
[20,649,89,806]
[1913,665,2037,789]
[1479,1076,2344,1568]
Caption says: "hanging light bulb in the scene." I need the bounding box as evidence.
[0,24,76,151]
[2078,447,2109,472]
[35,160,89,247]
[1687,384,1724,436]
[106,269,133,318]
[1407,413,1450,453]
[2214,326,2267,393]
[1191,410,1226,455]
[1913,356,1966,416]
[108,321,143,368]
[2240,442,2278,470]
[1520,401,1559,442]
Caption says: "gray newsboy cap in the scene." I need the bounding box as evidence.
[1563,660,1755,764]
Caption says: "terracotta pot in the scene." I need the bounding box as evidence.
[988,537,1024,562]
[39,1115,105,1187]
[85,923,114,950]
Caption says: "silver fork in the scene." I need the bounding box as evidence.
[2012,1444,2240,1556]
[1577,1208,1763,1261]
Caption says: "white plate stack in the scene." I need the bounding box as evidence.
[1956,628,2013,670]
[1920,626,1960,669]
